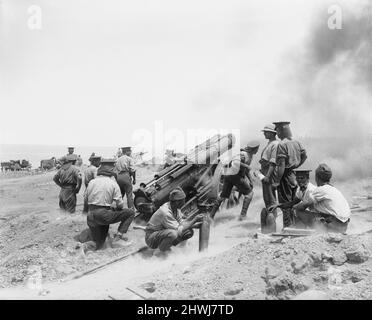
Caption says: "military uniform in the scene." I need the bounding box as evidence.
[115,147,136,209]
[274,122,307,227]
[145,202,193,251]
[53,155,82,213]
[259,124,279,233]
[85,159,135,249]
[210,140,260,220]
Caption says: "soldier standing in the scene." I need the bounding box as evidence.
[273,121,307,228]
[259,124,279,233]
[83,154,101,213]
[115,146,136,209]
[53,154,82,213]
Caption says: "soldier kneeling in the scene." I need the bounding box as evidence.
[84,159,135,251]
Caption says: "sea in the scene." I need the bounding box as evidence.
[0,144,121,169]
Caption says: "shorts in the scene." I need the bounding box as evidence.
[220,175,252,198]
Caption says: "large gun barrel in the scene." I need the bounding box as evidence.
[133,133,235,220]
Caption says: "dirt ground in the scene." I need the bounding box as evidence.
[0,167,371,299]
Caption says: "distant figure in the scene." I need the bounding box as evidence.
[274,121,307,228]
[53,155,82,213]
[259,124,279,233]
[145,187,203,257]
[66,146,78,162]
[115,147,136,209]
[76,155,83,167]
[209,140,260,221]
[163,149,184,169]
[85,159,135,251]
[289,164,351,233]
[83,154,102,213]
[115,148,123,160]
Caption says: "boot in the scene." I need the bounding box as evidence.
[112,233,132,248]
[239,193,253,220]
[209,198,224,219]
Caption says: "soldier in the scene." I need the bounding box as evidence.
[145,187,203,257]
[210,140,260,221]
[269,169,316,227]
[85,159,135,250]
[273,121,307,228]
[259,124,279,233]
[53,154,82,213]
[115,146,136,209]
[83,154,102,213]
[163,149,185,169]
[66,146,77,158]
[290,164,351,233]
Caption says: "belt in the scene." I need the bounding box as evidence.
[61,183,76,189]
[119,171,129,174]
[88,204,111,210]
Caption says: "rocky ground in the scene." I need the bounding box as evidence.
[0,167,372,299]
[139,232,372,300]
[0,167,155,289]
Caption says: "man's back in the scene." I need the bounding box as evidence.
[86,176,122,206]
[277,138,305,169]
[55,163,80,185]
[311,184,351,222]
[84,165,97,186]
[115,155,135,173]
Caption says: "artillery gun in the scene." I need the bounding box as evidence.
[133,134,236,251]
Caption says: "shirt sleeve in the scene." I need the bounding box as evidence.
[161,212,181,230]
[295,187,301,199]
[268,143,278,164]
[112,182,124,207]
[276,142,288,161]
[53,170,60,182]
[129,157,136,172]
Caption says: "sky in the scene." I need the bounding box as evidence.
[1,0,371,155]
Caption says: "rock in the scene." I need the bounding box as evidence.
[141,282,156,293]
[309,251,323,266]
[224,287,243,296]
[266,272,293,296]
[292,290,329,300]
[263,266,281,282]
[330,251,347,266]
[183,266,191,274]
[345,245,369,263]
[291,255,310,274]
[321,252,332,261]
[342,270,364,283]
[327,233,343,244]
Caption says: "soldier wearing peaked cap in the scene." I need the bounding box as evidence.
[115,147,136,209]
[66,147,78,161]
[83,154,102,213]
[53,153,82,213]
[210,140,260,221]
[84,158,135,251]
[273,121,307,228]
[259,124,280,233]
[145,187,203,256]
